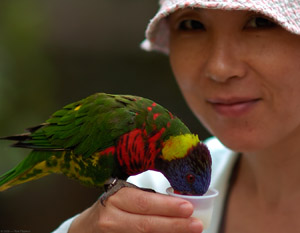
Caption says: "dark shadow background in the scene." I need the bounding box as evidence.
[0,1,211,232]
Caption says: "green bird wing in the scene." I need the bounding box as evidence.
[14,93,140,157]
[6,93,191,158]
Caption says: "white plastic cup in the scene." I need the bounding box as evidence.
[166,187,219,229]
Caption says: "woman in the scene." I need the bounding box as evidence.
[54,0,300,232]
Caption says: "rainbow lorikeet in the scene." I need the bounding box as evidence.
[0,93,211,203]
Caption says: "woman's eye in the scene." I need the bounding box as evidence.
[178,19,205,31]
[245,17,277,29]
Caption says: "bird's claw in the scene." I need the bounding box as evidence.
[104,177,119,192]
[99,178,156,206]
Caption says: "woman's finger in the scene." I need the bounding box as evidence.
[107,187,194,218]
[99,199,203,233]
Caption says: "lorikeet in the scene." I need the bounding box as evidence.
[0,93,211,202]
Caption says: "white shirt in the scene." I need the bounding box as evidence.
[52,137,239,233]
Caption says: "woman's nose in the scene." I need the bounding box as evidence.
[203,36,247,83]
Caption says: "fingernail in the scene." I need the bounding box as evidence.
[189,219,203,233]
[179,202,193,216]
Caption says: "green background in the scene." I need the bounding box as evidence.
[0,1,211,232]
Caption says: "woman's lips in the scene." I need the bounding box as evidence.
[206,97,261,117]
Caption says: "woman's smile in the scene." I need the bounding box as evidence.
[206,97,261,117]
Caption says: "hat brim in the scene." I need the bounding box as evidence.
[142,0,300,53]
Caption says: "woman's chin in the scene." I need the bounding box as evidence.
[213,133,265,153]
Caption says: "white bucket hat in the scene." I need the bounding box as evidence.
[142,0,300,53]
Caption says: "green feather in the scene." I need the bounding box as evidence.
[0,92,211,194]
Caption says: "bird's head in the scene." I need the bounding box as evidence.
[156,134,212,195]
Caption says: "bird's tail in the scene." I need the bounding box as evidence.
[0,151,62,191]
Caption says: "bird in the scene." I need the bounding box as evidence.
[0,93,211,204]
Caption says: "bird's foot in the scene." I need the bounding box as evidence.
[99,177,155,206]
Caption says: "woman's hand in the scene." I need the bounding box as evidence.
[69,187,203,233]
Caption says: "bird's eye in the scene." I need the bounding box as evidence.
[186,174,195,184]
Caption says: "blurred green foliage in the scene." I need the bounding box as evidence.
[0,0,57,174]
[0,0,57,131]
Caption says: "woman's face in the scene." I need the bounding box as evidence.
[168,9,300,152]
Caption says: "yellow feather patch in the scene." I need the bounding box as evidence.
[162,134,200,161]
[74,105,82,111]
[66,152,96,184]
[0,150,103,191]
[0,155,60,191]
